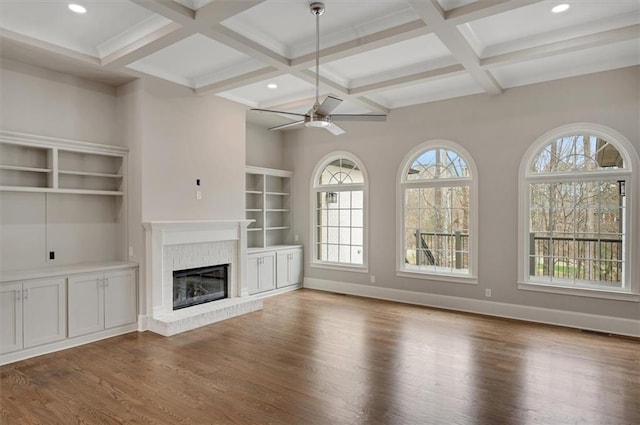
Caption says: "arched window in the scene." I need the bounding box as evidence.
[519,124,639,298]
[312,152,368,270]
[397,141,477,282]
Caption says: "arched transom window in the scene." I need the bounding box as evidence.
[312,153,367,269]
[398,141,477,282]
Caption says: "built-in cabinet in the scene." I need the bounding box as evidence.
[0,278,66,355]
[246,166,303,296]
[0,131,125,195]
[68,269,137,338]
[247,246,303,295]
[247,251,276,295]
[0,265,138,363]
[276,248,303,288]
[246,166,292,249]
[0,131,137,365]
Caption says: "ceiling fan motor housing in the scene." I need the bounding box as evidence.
[310,2,325,15]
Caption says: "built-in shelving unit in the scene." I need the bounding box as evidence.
[246,166,293,249]
[0,131,126,196]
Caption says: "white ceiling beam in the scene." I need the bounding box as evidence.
[350,64,466,96]
[446,0,544,25]
[195,66,281,95]
[481,24,640,68]
[202,25,290,69]
[102,24,191,69]
[130,0,195,26]
[409,0,502,95]
[195,1,265,23]
[290,20,431,71]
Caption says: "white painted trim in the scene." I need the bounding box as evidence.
[0,324,139,366]
[0,130,128,156]
[518,282,639,302]
[304,278,640,338]
[310,262,369,274]
[250,283,302,299]
[396,270,477,285]
[396,140,479,281]
[517,123,640,296]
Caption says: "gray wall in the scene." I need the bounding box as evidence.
[0,60,121,270]
[284,66,640,321]
[246,122,286,169]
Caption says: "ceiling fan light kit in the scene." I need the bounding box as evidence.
[250,2,387,136]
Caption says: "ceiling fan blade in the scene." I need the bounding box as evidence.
[269,120,305,131]
[325,122,346,136]
[315,96,343,116]
[330,114,387,122]
[251,108,306,117]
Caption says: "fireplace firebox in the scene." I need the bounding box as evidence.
[173,264,229,310]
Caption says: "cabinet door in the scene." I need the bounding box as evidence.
[288,249,303,285]
[0,283,23,354]
[276,249,303,288]
[22,278,66,349]
[276,251,289,288]
[104,269,137,329]
[260,253,276,292]
[68,273,104,338]
[247,254,261,295]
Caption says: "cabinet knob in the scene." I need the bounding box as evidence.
[23,289,29,300]
[16,291,21,301]
[104,278,109,287]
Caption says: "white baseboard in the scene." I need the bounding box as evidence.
[0,323,139,366]
[304,278,640,338]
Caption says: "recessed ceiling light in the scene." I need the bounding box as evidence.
[267,83,278,89]
[551,3,570,13]
[68,3,87,14]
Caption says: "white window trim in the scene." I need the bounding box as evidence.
[396,140,478,283]
[310,151,369,272]
[517,122,640,299]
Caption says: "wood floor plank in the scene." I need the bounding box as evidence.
[1,289,638,424]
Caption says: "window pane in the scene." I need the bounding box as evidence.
[351,228,363,246]
[327,244,339,262]
[339,227,351,244]
[352,209,363,227]
[351,246,363,265]
[319,158,364,185]
[403,181,471,275]
[406,148,470,181]
[528,179,624,288]
[327,227,339,244]
[339,245,351,263]
[530,135,624,174]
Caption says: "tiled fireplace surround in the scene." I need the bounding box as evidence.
[143,220,262,336]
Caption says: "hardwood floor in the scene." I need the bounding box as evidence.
[1,289,639,425]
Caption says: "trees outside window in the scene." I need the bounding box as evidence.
[520,124,638,297]
[312,153,367,270]
[397,141,477,282]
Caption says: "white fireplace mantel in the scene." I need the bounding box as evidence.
[143,220,261,336]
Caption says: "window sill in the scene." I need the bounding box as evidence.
[310,262,368,274]
[396,270,478,285]
[518,282,640,302]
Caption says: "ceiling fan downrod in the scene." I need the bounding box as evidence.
[310,2,325,110]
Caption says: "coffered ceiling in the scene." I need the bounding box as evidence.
[1,0,639,125]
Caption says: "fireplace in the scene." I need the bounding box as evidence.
[173,264,229,310]
[143,220,262,336]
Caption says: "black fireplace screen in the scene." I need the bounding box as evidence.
[173,264,229,310]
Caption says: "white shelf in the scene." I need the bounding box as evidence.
[0,165,51,173]
[0,186,123,196]
[248,227,263,232]
[59,170,123,178]
[246,166,293,249]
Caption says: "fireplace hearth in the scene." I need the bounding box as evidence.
[173,264,229,310]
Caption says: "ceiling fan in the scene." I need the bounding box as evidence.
[251,2,387,136]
